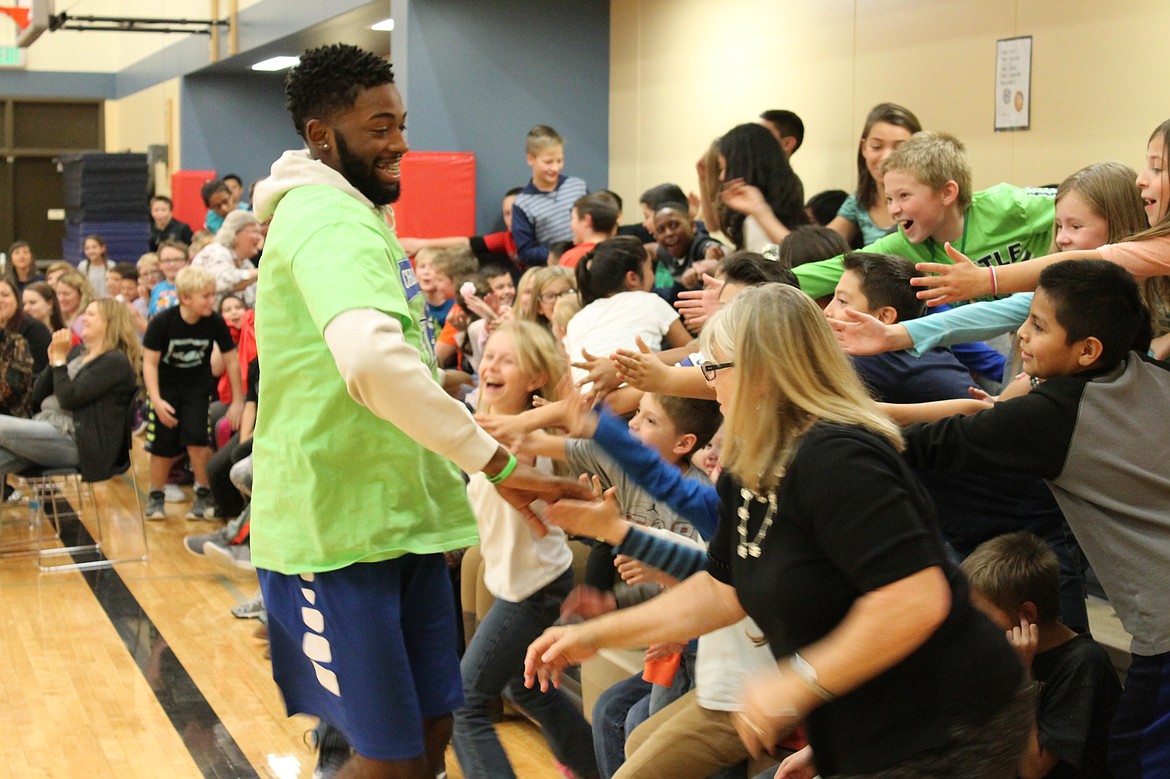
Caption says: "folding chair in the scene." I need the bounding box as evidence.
[22,393,149,573]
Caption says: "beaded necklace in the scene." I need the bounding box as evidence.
[736,486,778,559]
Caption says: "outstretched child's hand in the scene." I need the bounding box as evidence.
[613,336,670,393]
[151,397,178,428]
[911,242,993,306]
[1006,615,1040,667]
[563,390,600,440]
[545,487,629,547]
[719,178,769,218]
[826,308,913,355]
[573,348,622,403]
[477,412,533,453]
[559,584,618,623]
[675,273,724,330]
[615,555,677,588]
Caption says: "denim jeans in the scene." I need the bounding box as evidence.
[0,417,78,475]
[593,646,696,778]
[452,566,597,778]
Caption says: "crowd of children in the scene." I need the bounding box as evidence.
[8,72,1170,779]
[373,106,1170,779]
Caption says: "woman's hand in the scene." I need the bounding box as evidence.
[734,666,807,759]
[613,336,670,393]
[773,745,817,779]
[911,243,992,306]
[524,624,600,692]
[47,329,72,364]
[675,274,724,330]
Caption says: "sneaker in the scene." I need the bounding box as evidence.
[187,487,216,520]
[204,540,253,573]
[144,490,166,520]
[182,526,231,558]
[307,722,352,779]
[164,484,185,503]
[231,591,266,619]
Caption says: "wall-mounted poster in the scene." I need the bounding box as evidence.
[995,36,1032,131]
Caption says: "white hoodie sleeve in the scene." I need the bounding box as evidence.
[323,308,499,474]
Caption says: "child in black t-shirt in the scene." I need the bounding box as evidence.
[963,532,1121,778]
[143,266,243,521]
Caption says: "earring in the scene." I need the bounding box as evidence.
[321,143,330,150]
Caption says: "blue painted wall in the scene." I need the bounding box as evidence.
[404,0,610,234]
[179,72,303,190]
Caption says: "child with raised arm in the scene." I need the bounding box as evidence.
[452,321,598,779]
[963,532,1121,779]
[910,120,1170,362]
[901,260,1168,776]
[511,125,588,269]
[566,237,690,386]
[791,131,1055,300]
[831,161,1147,362]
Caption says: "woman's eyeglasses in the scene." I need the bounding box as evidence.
[701,361,735,381]
[539,288,577,304]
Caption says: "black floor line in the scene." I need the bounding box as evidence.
[49,495,260,778]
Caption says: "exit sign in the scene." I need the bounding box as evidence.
[0,46,22,67]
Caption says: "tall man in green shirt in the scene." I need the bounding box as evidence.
[251,44,588,779]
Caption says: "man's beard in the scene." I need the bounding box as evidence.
[335,131,400,206]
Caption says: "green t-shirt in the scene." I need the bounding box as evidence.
[793,183,1055,299]
[250,184,478,574]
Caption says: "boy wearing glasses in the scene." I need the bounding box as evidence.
[149,239,190,317]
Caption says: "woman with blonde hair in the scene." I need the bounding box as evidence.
[526,283,1030,777]
[0,298,139,482]
[54,270,95,337]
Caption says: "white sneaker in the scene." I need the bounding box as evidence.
[164,484,186,503]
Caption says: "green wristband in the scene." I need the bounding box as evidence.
[487,453,518,485]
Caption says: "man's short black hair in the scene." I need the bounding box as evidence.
[223,173,242,187]
[840,252,924,323]
[1038,259,1151,371]
[286,44,395,138]
[760,109,805,151]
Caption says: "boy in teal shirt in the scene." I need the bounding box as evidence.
[793,131,1054,300]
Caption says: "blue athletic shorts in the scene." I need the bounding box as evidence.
[258,554,462,761]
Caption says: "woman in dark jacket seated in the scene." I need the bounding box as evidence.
[0,299,139,481]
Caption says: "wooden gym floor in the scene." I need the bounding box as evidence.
[0,437,561,779]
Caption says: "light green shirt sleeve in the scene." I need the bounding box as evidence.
[792,230,918,299]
